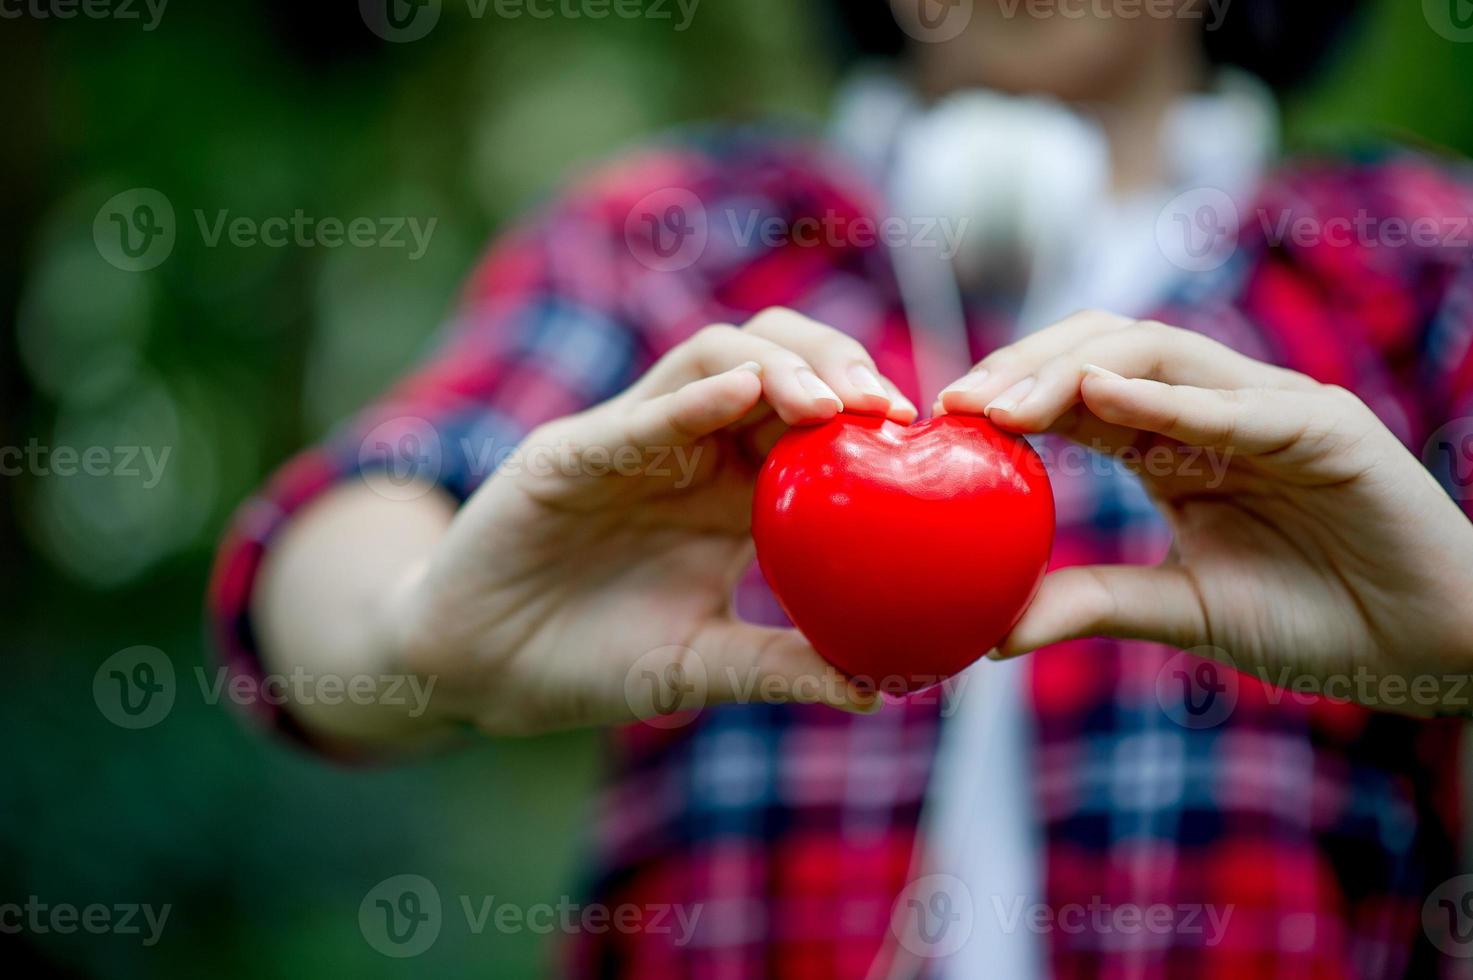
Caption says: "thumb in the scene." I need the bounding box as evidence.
[995,565,1210,658]
[690,620,881,715]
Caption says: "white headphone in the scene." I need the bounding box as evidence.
[831,68,1276,400]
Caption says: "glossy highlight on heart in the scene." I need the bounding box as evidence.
[752,413,1055,692]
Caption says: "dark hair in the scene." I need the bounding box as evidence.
[822,0,1367,92]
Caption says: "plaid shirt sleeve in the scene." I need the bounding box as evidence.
[204,133,885,753]
[1422,245,1473,515]
[204,181,670,750]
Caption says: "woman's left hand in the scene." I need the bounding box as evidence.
[937,310,1473,717]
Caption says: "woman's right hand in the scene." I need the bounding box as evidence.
[387,309,915,736]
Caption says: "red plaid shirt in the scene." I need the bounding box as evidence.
[208,131,1473,978]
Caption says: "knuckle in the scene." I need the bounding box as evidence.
[1063,308,1129,330]
[743,306,800,333]
[1319,384,1374,422]
[522,418,567,447]
[1216,411,1240,447]
[521,419,582,462]
[1133,318,1176,337]
[750,630,792,677]
[980,349,1024,375]
[1271,366,1320,391]
[830,334,870,362]
[1037,351,1081,381]
[1081,567,1121,628]
[1216,386,1245,405]
[690,323,741,347]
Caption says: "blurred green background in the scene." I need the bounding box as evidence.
[2,1,1472,976]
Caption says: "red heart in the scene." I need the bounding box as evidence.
[752,413,1055,692]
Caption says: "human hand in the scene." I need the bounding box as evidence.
[394,308,917,734]
[938,311,1473,716]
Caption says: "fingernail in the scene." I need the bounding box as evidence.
[1081,363,1124,382]
[985,376,1036,415]
[940,368,990,396]
[848,364,890,400]
[733,360,763,376]
[796,368,844,410]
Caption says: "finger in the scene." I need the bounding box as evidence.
[936,309,1131,414]
[1048,404,1156,456]
[742,307,909,422]
[980,322,1310,433]
[691,620,881,715]
[740,412,791,460]
[879,376,919,424]
[620,361,766,448]
[1041,405,1259,496]
[643,323,845,425]
[994,564,1209,657]
[517,364,764,498]
[1077,367,1314,456]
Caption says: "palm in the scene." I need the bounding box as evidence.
[394,310,908,734]
[427,456,734,717]
[1124,413,1464,687]
[1154,489,1379,672]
